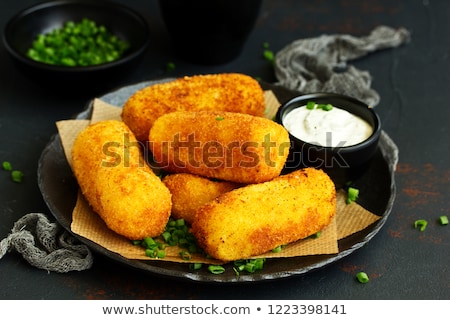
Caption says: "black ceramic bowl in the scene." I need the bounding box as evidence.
[2,0,150,88]
[275,93,381,187]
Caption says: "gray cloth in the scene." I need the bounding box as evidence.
[274,25,411,106]
[0,213,93,272]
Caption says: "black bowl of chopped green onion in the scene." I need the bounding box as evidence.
[2,0,150,89]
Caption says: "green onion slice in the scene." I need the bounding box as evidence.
[208,265,225,274]
[346,187,359,204]
[356,271,369,283]
[414,219,428,231]
[11,170,24,183]
[439,215,448,226]
[2,161,12,171]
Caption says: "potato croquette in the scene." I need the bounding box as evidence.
[121,73,266,141]
[149,111,290,184]
[71,120,172,240]
[162,173,241,224]
[190,168,336,262]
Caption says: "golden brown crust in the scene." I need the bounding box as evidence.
[149,110,290,184]
[71,120,172,240]
[190,168,336,261]
[162,173,241,224]
[121,73,266,141]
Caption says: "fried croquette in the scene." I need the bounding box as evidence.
[162,173,241,224]
[71,120,172,240]
[121,73,266,141]
[149,110,290,184]
[190,168,336,261]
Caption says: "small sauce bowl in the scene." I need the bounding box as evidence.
[275,92,381,187]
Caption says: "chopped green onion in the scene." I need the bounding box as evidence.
[189,263,202,271]
[321,103,333,111]
[309,231,322,239]
[263,49,274,63]
[142,237,157,249]
[272,245,283,253]
[2,161,12,171]
[306,102,333,111]
[252,258,265,271]
[208,265,225,274]
[144,247,166,259]
[161,231,171,242]
[175,218,185,227]
[232,258,265,275]
[179,251,191,261]
[138,217,204,261]
[166,61,176,71]
[215,116,224,121]
[145,248,156,258]
[26,18,129,67]
[11,170,24,183]
[414,219,428,231]
[131,240,142,246]
[346,187,359,204]
[262,41,274,63]
[156,250,166,259]
[439,215,448,226]
[356,271,369,283]
[306,101,316,110]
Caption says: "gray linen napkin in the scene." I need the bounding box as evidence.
[274,25,411,106]
[0,213,93,272]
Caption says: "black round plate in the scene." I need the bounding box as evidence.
[37,79,398,283]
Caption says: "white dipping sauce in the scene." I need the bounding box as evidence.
[283,105,373,147]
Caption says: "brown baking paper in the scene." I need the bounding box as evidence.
[55,91,380,263]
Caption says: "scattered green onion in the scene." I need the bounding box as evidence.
[11,170,24,183]
[26,18,129,67]
[136,217,203,261]
[305,101,334,111]
[179,251,191,261]
[262,42,274,64]
[145,248,166,259]
[263,49,274,63]
[309,231,322,239]
[271,245,283,253]
[215,116,224,121]
[142,236,156,249]
[189,263,202,271]
[346,187,359,204]
[356,271,369,283]
[439,215,449,226]
[166,61,176,71]
[320,103,333,111]
[306,101,316,110]
[135,218,272,275]
[414,219,428,231]
[233,258,266,276]
[2,161,12,171]
[208,265,226,274]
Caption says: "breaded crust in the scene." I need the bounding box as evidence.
[190,168,336,261]
[149,110,290,184]
[162,173,241,224]
[71,120,172,240]
[121,73,266,141]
